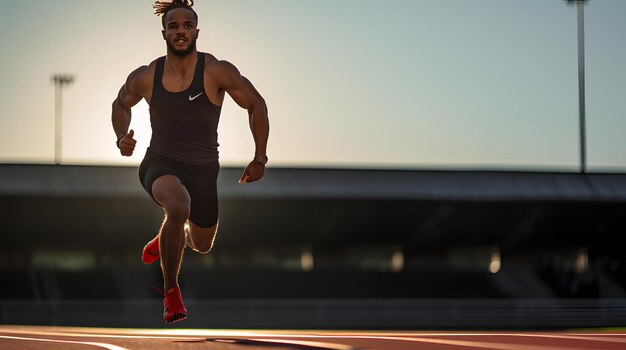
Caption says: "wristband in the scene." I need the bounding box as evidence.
[116,133,127,148]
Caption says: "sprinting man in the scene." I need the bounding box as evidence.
[111,0,269,323]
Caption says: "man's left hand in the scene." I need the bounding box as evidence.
[239,161,265,184]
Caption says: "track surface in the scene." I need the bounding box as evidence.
[1,326,626,350]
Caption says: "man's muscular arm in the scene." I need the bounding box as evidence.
[111,66,148,156]
[213,60,269,183]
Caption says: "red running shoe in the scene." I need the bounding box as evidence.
[163,287,188,323]
[142,235,160,265]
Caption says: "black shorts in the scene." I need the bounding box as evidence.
[138,148,220,228]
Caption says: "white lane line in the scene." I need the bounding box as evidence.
[4,327,626,341]
[0,334,129,350]
[404,333,626,345]
[0,328,204,341]
[549,335,626,343]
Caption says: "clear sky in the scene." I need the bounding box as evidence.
[0,0,624,171]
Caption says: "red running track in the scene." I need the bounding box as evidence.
[2,326,626,350]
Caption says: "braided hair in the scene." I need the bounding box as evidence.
[154,0,198,28]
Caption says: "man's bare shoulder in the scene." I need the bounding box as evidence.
[204,54,241,87]
[203,52,219,65]
[125,59,158,95]
[127,59,158,84]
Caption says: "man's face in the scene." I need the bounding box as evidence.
[162,8,199,57]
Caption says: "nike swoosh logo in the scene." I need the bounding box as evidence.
[189,92,203,101]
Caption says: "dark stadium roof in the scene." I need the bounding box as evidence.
[1,163,626,202]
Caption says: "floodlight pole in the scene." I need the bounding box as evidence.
[52,74,74,165]
[566,0,589,173]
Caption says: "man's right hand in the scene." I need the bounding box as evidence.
[117,129,137,156]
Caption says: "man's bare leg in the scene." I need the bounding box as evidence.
[151,175,190,292]
[142,220,217,264]
[186,220,218,254]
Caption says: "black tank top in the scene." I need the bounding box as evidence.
[148,52,221,165]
